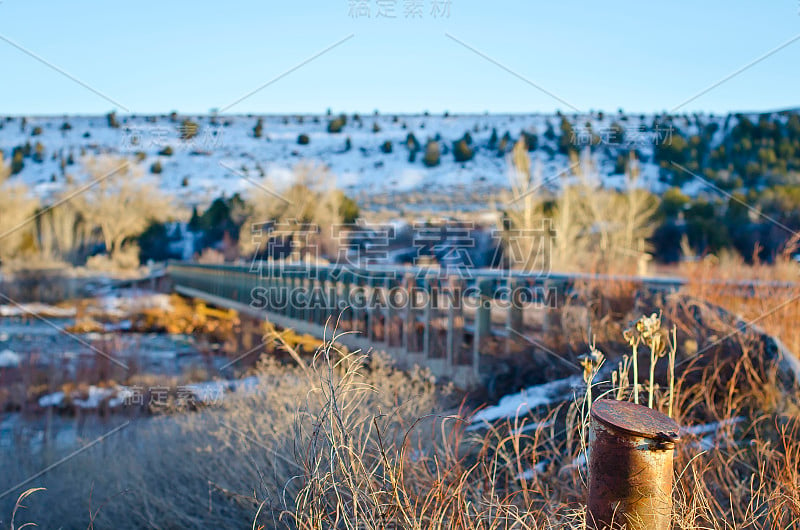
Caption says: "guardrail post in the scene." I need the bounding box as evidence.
[506,278,524,355]
[276,268,286,316]
[588,399,680,530]
[383,275,394,346]
[403,273,416,352]
[307,268,316,323]
[270,262,279,314]
[541,279,562,336]
[305,269,315,323]
[472,277,492,380]
[340,271,353,331]
[446,275,462,368]
[288,268,297,318]
[241,270,250,304]
[296,267,306,321]
[354,273,367,334]
[423,275,434,358]
[367,273,378,342]
[315,268,327,326]
[295,271,306,321]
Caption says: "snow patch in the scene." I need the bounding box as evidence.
[38,391,65,407]
[681,417,745,436]
[0,349,21,368]
[470,376,582,425]
[0,303,76,318]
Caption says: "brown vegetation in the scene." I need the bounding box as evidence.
[1,302,797,528]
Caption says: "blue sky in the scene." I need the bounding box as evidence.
[1,0,799,115]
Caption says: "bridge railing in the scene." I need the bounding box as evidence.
[166,260,690,388]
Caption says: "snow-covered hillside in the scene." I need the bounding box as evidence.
[0,112,731,208]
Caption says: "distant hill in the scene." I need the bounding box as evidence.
[2,110,799,208]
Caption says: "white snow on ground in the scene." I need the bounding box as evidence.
[38,391,65,407]
[515,460,549,480]
[0,349,21,367]
[0,113,744,209]
[92,292,173,317]
[680,417,747,451]
[37,376,261,409]
[681,416,746,436]
[185,375,259,404]
[0,303,76,318]
[470,375,582,425]
[109,387,135,408]
[73,386,117,408]
[104,319,133,331]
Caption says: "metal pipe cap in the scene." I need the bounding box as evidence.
[591,399,680,443]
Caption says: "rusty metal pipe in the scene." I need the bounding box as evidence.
[588,399,680,530]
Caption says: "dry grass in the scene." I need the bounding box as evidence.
[1,305,798,528]
[682,255,800,359]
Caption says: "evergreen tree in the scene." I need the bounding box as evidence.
[422,140,441,167]
[188,206,201,231]
[497,131,511,156]
[337,192,360,223]
[521,130,538,151]
[544,121,556,141]
[11,149,24,175]
[32,142,45,163]
[608,122,625,145]
[558,117,576,155]
[138,222,183,262]
[327,114,347,133]
[453,136,474,162]
[107,111,120,128]
[179,119,199,140]
[488,128,498,150]
[406,133,420,152]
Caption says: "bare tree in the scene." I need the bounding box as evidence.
[77,156,170,264]
[565,149,657,273]
[0,152,8,184]
[0,155,39,263]
[619,153,658,268]
[496,138,549,270]
[499,137,592,272]
[36,197,89,264]
[239,163,347,260]
[499,141,656,274]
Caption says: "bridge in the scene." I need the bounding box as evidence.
[162,261,800,389]
[165,261,697,388]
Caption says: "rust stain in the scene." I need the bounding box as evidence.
[588,399,679,530]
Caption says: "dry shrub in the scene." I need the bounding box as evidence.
[2,314,799,529]
[0,328,447,529]
[682,236,800,356]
